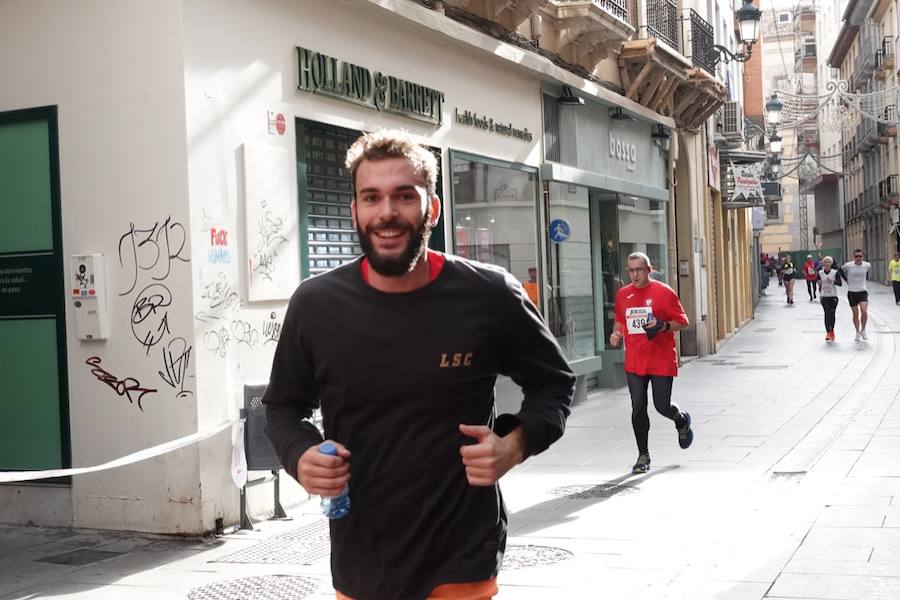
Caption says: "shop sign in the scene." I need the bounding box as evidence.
[608,133,637,172]
[454,108,534,142]
[729,161,764,202]
[0,253,59,317]
[296,46,444,126]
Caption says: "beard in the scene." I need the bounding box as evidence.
[357,207,433,277]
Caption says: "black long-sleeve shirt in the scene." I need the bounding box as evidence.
[263,254,574,599]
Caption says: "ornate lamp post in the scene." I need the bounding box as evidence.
[712,0,762,65]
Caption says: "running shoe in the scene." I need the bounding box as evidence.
[632,453,650,474]
[861,329,868,341]
[855,331,862,343]
[828,331,835,341]
[677,412,693,449]
[825,332,831,341]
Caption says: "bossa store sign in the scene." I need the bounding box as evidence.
[296,46,445,126]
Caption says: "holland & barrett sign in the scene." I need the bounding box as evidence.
[296,46,445,126]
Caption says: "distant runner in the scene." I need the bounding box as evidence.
[841,249,872,342]
[817,256,843,342]
[889,251,900,305]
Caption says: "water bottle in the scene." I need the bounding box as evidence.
[319,442,350,519]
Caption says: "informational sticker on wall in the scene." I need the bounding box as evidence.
[242,144,299,301]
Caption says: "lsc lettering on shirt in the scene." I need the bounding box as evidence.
[440,352,474,368]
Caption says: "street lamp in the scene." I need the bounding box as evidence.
[736,0,762,46]
[766,94,784,127]
[769,132,783,154]
[712,0,762,65]
[768,154,782,178]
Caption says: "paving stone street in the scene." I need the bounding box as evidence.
[1,280,898,600]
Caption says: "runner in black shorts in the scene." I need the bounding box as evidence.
[841,250,872,342]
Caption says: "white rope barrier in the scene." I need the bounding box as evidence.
[0,420,239,484]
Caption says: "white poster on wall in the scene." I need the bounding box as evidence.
[242,143,299,301]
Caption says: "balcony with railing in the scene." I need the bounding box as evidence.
[795,40,816,73]
[852,22,880,89]
[795,0,815,35]
[879,174,900,206]
[879,105,897,141]
[857,117,878,152]
[876,36,895,80]
[439,1,635,75]
[619,2,724,127]
[683,9,715,74]
[646,0,678,48]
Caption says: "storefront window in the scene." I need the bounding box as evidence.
[546,182,602,360]
[617,195,667,282]
[296,119,443,278]
[449,151,540,305]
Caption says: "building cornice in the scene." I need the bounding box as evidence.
[353,0,676,127]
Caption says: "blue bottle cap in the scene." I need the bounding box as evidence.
[319,442,337,456]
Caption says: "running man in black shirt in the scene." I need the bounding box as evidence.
[263,130,575,600]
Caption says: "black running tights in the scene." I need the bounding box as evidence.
[807,279,817,298]
[821,296,838,332]
[625,372,685,455]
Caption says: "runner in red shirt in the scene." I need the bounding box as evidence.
[609,252,693,474]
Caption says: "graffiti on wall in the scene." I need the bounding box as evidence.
[104,216,195,404]
[243,143,298,301]
[85,356,157,411]
[208,227,232,264]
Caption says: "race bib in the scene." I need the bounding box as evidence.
[625,306,653,334]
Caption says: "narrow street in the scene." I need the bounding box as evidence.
[1,281,897,600]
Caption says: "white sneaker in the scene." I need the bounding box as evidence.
[861,329,868,341]
[855,331,862,343]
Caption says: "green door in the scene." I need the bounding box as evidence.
[0,106,69,472]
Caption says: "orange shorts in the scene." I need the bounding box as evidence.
[336,577,498,600]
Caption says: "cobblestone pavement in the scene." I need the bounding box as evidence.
[1,280,898,600]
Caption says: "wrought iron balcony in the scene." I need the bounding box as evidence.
[876,36,894,79]
[589,0,629,22]
[852,22,880,88]
[645,0,679,49]
[640,1,716,74]
[857,117,878,152]
[879,105,897,140]
[882,36,895,69]
[683,9,715,74]
[880,174,900,205]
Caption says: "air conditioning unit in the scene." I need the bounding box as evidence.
[722,101,744,143]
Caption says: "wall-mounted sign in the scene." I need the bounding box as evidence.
[708,145,720,192]
[729,161,764,202]
[549,219,571,243]
[296,46,444,126]
[0,253,58,317]
[267,111,286,136]
[454,108,534,142]
[608,133,637,172]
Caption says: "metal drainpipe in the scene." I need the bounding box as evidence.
[668,130,681,359]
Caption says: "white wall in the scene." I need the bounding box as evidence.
[180,0,544,530]
[0,0,204,532]
[0,0,545,533]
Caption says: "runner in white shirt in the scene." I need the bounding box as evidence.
[841,249,872,342]
[817,256,844,342]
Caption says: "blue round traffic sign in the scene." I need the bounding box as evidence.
[549,219,571,243]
